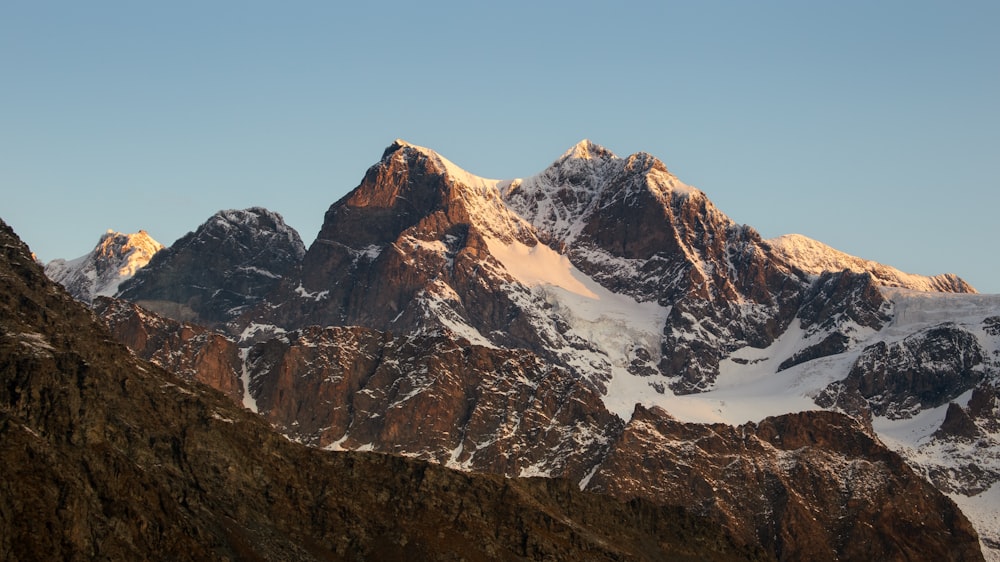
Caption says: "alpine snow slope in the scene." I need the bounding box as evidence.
[88,140,997,560]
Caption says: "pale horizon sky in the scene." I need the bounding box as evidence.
[3,1,998,292]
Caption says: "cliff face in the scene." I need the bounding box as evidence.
[94,296,245,403]
[589,407,982,561]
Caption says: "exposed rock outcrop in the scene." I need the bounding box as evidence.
[817,323,988,419]
[588,407,983,561]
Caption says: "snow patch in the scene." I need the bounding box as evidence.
[294,283,329,301]
[238,347,259,413]
[953,484,1000,561]
[484,237,596,298]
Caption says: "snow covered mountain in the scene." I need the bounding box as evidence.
[769,233,976,293]
[44,229,163,303]
[95,139,996,560]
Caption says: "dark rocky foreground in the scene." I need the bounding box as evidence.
[1,217,771,560]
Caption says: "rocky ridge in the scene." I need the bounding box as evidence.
[99,290,985,561]
[768,233,977,294]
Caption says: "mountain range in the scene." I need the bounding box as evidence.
[41,139,1000,560]
[2,217,770,561]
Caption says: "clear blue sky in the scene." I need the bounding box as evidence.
[3,1,998,292]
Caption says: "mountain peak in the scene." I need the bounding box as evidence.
[44,229,164,303]
[559,139,617,163]
[116,207,306,325]
[374,139,500,197]
[382,138,421,159]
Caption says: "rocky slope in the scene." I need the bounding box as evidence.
[589,407,981,561]
[2,218,779,561]
[116,207,305,327]
[44,229,163,303]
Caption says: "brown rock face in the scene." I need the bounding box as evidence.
[1,217,770,562]
[244,326,623,483]
[587,406,983,562]
[254,142,536,349]
[94,296,244,402]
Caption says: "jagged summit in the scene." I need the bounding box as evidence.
[381,138,420,160]
[769,233,976,293]
[558,139,618,162]
[44,229,164,303]
[203,207,305,254]
[116,207,305,325]
[379,139,499,191]
[317,139,528,248]
[503,140,705,249]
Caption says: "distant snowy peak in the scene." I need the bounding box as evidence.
[768,233,975,293]
[45,229,164,303]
